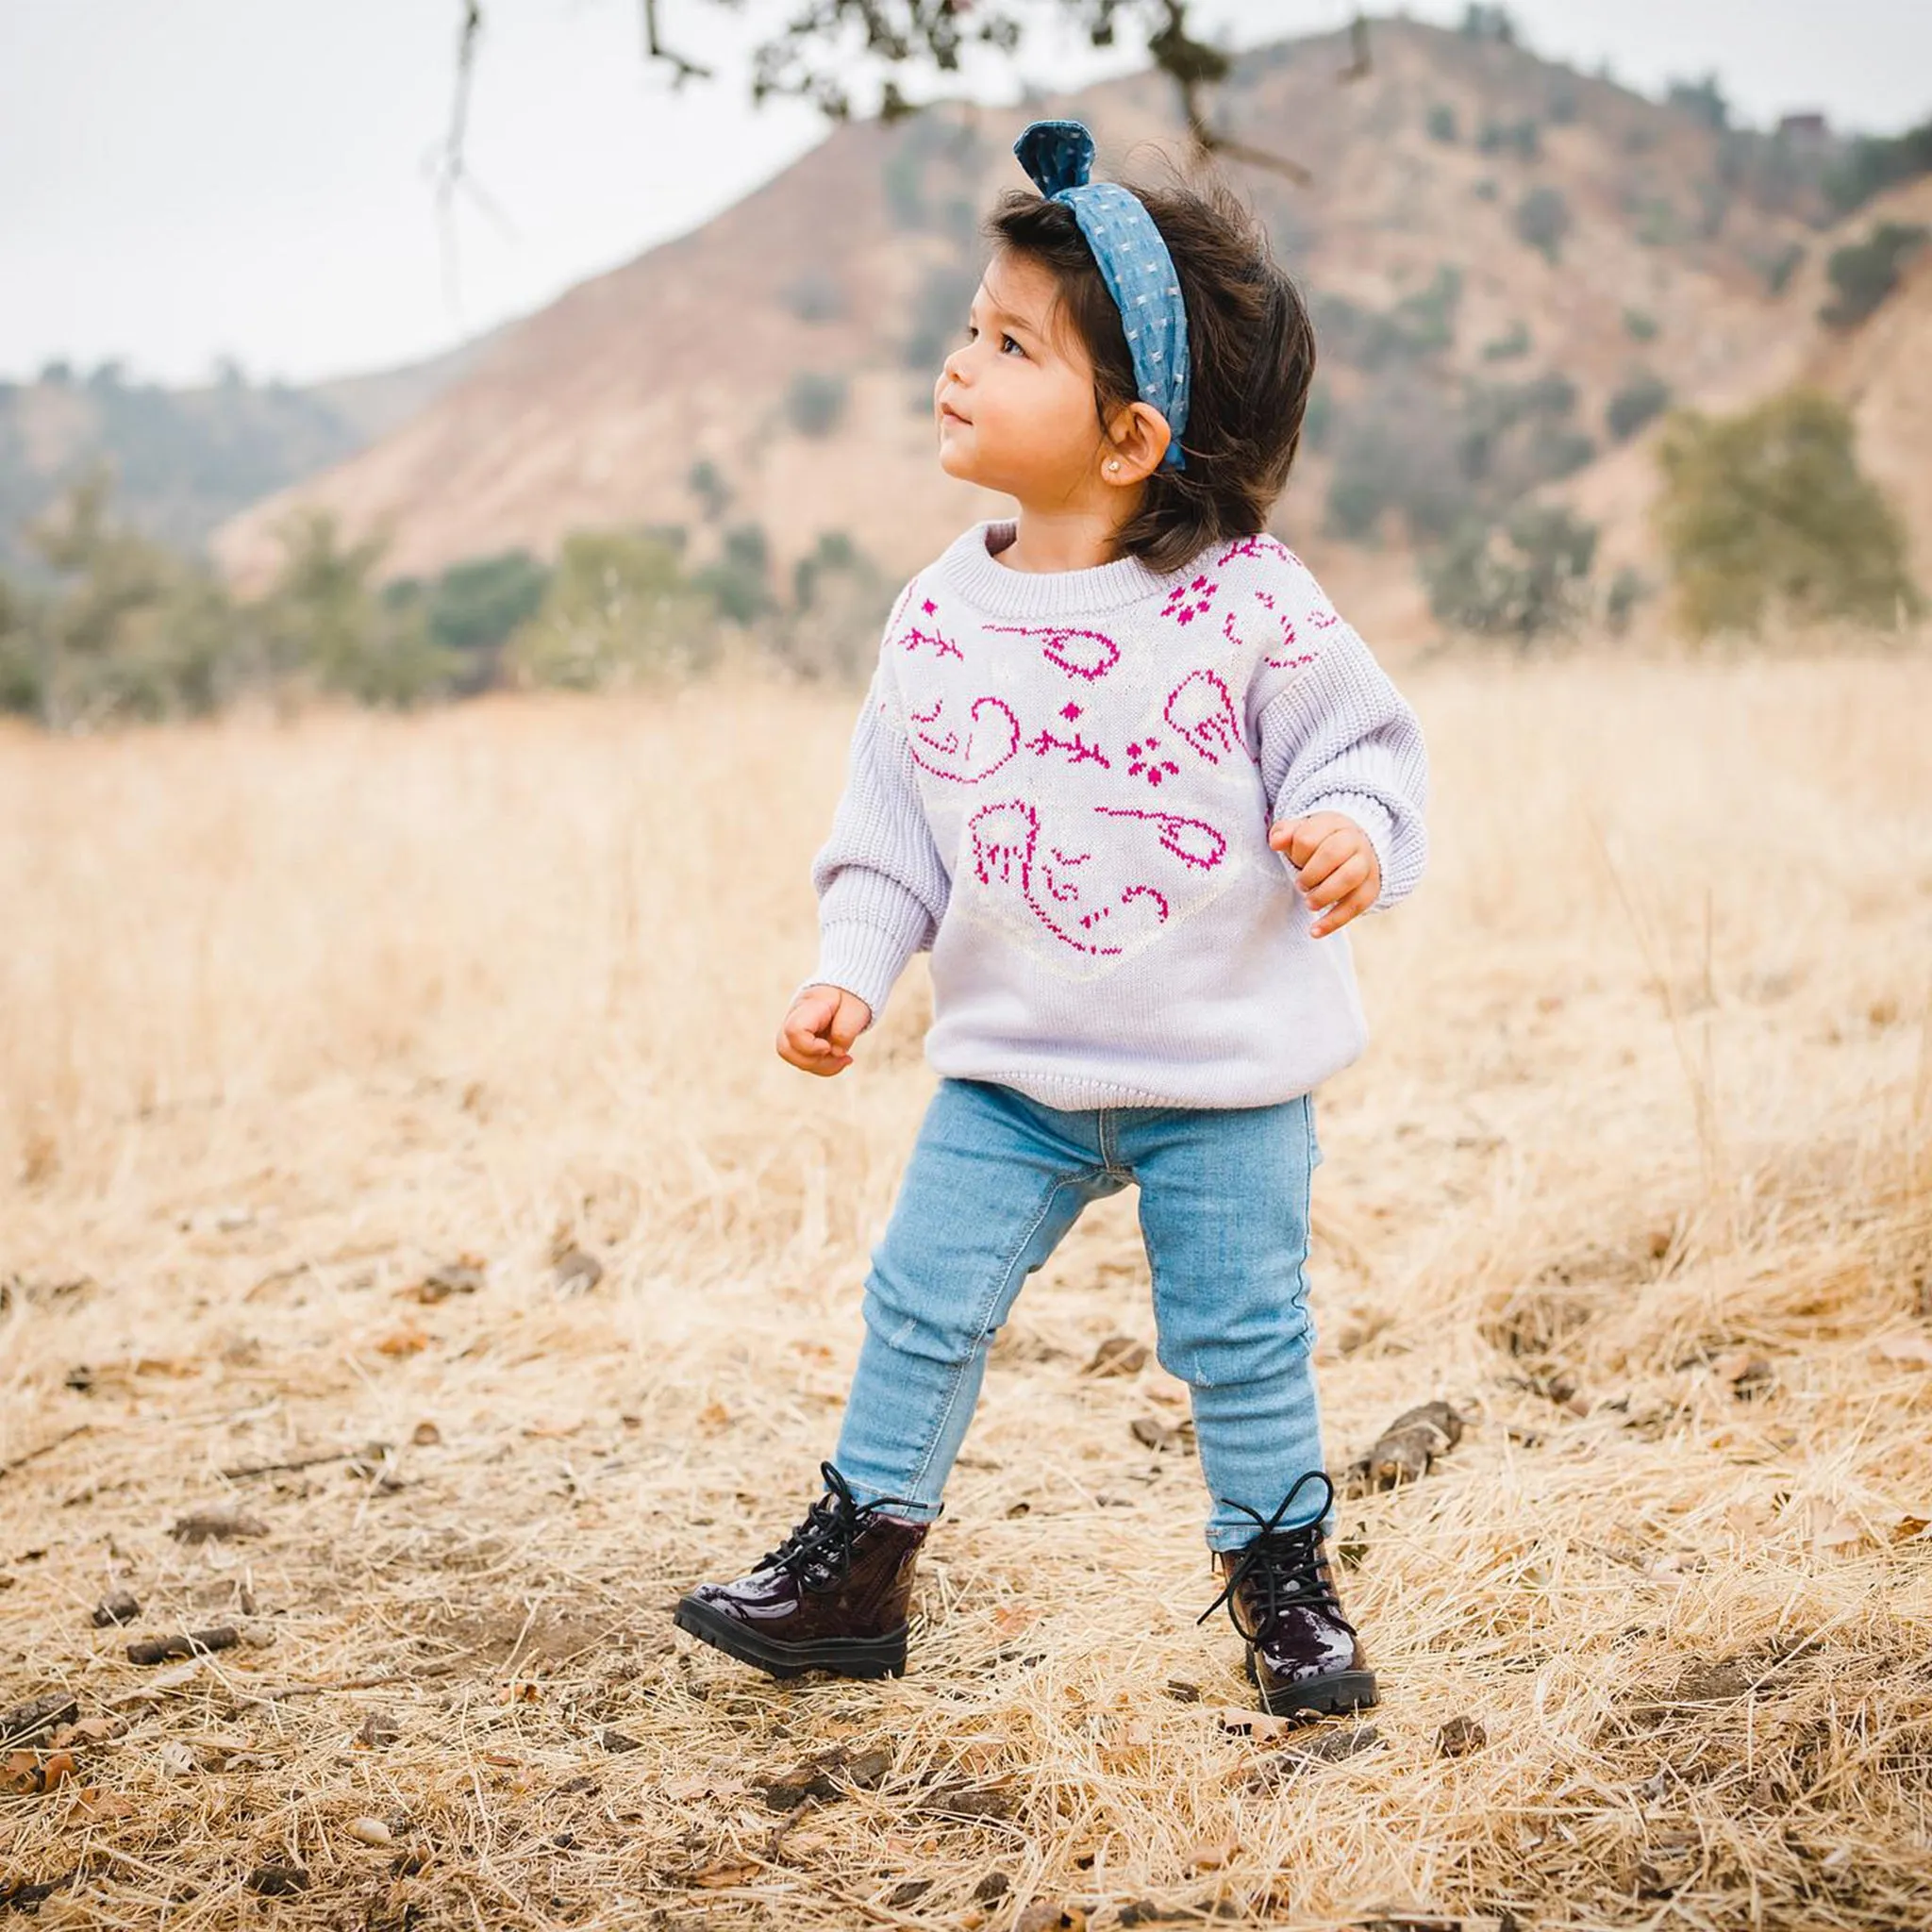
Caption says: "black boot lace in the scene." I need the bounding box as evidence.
[756,1461,928,1593]
[1194,1470,1356,1643]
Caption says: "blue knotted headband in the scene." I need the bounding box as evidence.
[1012,119,1191,472]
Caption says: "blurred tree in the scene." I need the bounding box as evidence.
[774,529,897,681]
[259,509,457,707]
[381,549,551,693]
[1653,389,1922,636]
[1665,74,1728,133]
[1514,185,1572,263]
[1424,504,1599,644]
[1824,115,1932,217]
[686,458,733,522]
[784,371,851,438]
[23,466,244,726]
[507,526,716,688]
[1820,223,1929,329]
[1605,371,1672,441]
[692,522,776,624]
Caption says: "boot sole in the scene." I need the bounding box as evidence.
[673,1595,908,1681]
[1246,1647,1379,1719]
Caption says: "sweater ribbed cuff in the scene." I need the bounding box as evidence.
[1291,791,1399,912]
[798,917,924,1027]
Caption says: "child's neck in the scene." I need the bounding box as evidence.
[996,496,1140,575]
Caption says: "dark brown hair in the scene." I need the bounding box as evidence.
[986,162,1315,575]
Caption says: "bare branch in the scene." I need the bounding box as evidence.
[440,3,1359,201]
[1152,0,1321,185]
[641,0,714,85]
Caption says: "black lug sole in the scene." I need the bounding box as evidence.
[673,1595,908,1681]
[1245,1645,1379,1718]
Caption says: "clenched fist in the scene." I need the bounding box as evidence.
[776,984,874,1076]
[1268,810,1381,938]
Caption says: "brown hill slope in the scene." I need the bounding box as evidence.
[213,17,1830,632]
[1558,173,1932,590]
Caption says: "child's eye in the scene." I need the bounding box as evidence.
[1000,333,1025,357]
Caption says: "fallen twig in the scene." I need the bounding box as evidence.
[0,1424,92,1484]
[218,1443,386,1481]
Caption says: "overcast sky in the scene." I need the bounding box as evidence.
[4,0,1928,389]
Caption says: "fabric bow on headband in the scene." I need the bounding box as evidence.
[1012,118,1191,472]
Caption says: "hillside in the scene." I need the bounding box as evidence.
[212,16,1873,636]
[0,330,498,577]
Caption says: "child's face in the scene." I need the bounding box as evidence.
[933,249,1109,506]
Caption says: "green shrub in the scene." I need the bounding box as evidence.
[1653,389,1923,636]
[1622,307,1658,341]
[1480,118,1541,160]
[1514,185,1572,262]
[1820,224,1928,329]
[1758,242,1805,296]
[1480,321,1531,361]
[686,458,732,522]
[773,532,896,682]
[691,524,775,625]
[784,371,850,438]
[780,270,846,324]
[19,466,257,724]
[1823,116,1932,217]
[384,551,550,673]
[507,526,716,688]
[1324,378,1468,543]
[1425,506,1600,644]
[259,509,457,708]
[904,259,983,371]
[1426,104,1458,144]
[1606,371,1673,442]
[1666,75,1729,133]
[1459,6,1517,42]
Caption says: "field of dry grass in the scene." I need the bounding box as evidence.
[2,649,1929,1931]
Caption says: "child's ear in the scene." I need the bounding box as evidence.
[1100,402,1173,486]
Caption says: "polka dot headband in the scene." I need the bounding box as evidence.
[1012,118,1192,471]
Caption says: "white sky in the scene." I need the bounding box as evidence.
[3,0,1927,389]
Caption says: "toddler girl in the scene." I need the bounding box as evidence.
[675,120,1427,1719]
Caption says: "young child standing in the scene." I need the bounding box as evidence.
[675,121,1427,1718]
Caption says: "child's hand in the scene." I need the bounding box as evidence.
[777,984,874,1076]
[1269,811,1382,938]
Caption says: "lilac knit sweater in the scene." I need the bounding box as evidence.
[798,518,1429,1110]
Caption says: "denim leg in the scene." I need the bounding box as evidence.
[1121,1095,1335,1550]
[832,1078,1121,1519]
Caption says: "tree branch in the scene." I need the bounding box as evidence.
[641,0,714,84]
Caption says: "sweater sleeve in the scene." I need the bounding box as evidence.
[1256,608,1429,916]
[792,639,952,1026]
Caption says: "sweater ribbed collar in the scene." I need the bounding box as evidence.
[934,518,1180,618]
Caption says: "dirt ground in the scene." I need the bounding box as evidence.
[2,649,1929,1930]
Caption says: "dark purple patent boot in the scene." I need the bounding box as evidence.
[1198,1470,1378,1720]
[674,1462,931,1681]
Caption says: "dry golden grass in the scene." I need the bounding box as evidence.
[2,650,1929,1931]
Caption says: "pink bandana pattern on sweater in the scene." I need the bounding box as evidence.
[800,516,1429,1108]
[876,530,1347,977]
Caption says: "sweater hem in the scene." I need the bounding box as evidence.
[939,1065,1327,1113]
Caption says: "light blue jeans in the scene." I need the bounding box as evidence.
[832,1076,1335,1552]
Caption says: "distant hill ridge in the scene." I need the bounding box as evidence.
[192,15,1926,637]
[0,333,499,578]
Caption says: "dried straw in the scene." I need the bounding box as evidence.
[1,649,1928,1929]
